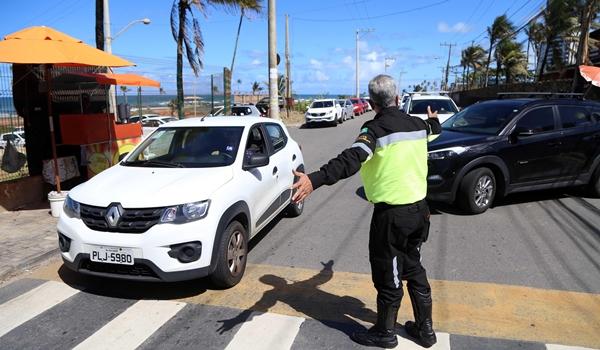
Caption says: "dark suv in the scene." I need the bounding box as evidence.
[427,98,600,214]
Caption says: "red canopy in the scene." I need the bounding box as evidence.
[76,72,160,87]
[579,65,600,88]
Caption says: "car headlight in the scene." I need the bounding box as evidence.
[428,146,469,160]
[63,195,80,219]
[160,200,210,223]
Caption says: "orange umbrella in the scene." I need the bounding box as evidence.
[0,26,135,192]
[579,65,600,88]
[76,72,160,87]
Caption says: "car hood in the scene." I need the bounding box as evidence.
[428,129,490,151]
[307,107,335,113]
[69,165,234,208]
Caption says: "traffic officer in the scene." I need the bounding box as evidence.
[292,74,441,348]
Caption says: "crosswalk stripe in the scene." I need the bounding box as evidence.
[0,280,79,337]
[546,344,599,350]
[394,331,451,350]
[72,299,186,350]
[225,312,305,350]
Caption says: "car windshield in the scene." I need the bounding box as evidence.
[410,99,458,114]
[122,126,244,168]
[311,101,333,108]
[232,106,253,115]
[442,102,523,135]
[337,100,345,106]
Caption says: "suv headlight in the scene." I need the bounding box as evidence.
[428,146,469,160]
[63,195,80,219]
[161,200,210,223]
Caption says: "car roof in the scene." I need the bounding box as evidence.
[159,116,282,128]
[410,95,453,100]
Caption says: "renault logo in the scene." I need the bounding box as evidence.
[105,205,122,228]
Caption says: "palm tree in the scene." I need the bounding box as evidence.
[230,2,262,75]
[251,81,262,95]
[538,0,576,81]
[462,45,486,89]
[525,21,544,74]
[159,87,166,95]
[120,86,129,104]
[170,0,261,119]
[485,15,514,86]
[236,78,242,93]
[496,39,527,84]
[571,0,600,91]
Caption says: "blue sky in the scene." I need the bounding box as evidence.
[0,0,543,95]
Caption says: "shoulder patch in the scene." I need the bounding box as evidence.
[360,127,369,134]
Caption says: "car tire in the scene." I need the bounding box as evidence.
[286,199,304,217]
[210,220,247,288]
[589,165,600,197]
[458,167,496,214]
[338,114,343,124]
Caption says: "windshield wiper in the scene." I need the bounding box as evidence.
[126,159,185,168]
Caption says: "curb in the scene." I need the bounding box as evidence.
[0,247,59,282]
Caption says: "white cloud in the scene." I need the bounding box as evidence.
[342,56,353,65]
[315,71,330,81]
[437,21,471,33]
[251,59,262,66]
[310,58,323,69]
[365,51,378,62]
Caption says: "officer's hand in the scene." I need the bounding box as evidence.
[427,105,438,119]
[291,170,313,203]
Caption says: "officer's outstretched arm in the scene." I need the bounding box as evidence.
[425,105,442,142]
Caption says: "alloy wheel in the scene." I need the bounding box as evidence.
[474,175,494,208]
[227,230,246,276]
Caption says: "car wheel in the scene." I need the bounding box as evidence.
[458,168,496,214]
[589,165,600,197]
[286,199,304,217]
[210,220,247,288]
[338,114,343,124]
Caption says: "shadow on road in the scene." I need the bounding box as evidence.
[215,260,377,336]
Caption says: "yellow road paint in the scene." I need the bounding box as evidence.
[28,261,600,348]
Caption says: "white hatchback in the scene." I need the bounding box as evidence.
[402,94,459,123]
[58,117,304,287]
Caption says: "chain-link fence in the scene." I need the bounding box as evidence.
[0,64,28,182]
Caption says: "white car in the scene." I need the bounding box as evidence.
[337,99,354,121]
[58,117,304,287]
[231,104,261,117]
[402,93,459,123]
[305,99,343,126]
[0,132,26,149]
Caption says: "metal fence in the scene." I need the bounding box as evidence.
[0,63,28,182]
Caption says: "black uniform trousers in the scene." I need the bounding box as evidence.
[369,199,431,309]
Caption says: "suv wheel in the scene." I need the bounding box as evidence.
[458,168,496,214]
[210,220,247,288]
[286,199,304,217]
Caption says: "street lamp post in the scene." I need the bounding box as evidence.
[103,0,150,114]
[355,28,374,98]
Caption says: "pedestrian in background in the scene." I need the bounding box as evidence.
[292,74,441,348]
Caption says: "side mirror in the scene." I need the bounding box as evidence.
[243,153,269,170]
[118,152,129,162]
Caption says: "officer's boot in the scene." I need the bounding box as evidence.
[404,288,437,348]
[350,302,399,348]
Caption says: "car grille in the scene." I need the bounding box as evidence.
[79,204,163,233]
[80,259,159,279]
[310,113,326,117]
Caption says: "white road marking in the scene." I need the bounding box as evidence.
[394,331,451,350]
[0,280,79,337]
[73,299,185,350]
[225,312,305,350]
[546,344,599,350]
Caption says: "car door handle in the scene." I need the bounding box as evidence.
[273,167,278,175]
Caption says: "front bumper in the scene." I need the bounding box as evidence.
[426,158,459,203]
[305,114,336,123]
[57,213,218,282]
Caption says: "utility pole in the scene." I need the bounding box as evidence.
[397,70,407,94]
[103,0,117,115]
[268,0,279,120]
[356,28,374,98]
[285,14,291,119]
[384,56,395,72]
[440,42,456,91]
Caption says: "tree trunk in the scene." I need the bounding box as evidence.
[461,65,466,90]
[538,41,550,82]
[495,57,500,85]
[95,0,104,50]
[484,40,493,87]
[466,65,471,89]
[176,1,186,119]
[230,9,244,74]
[571,0,594,93]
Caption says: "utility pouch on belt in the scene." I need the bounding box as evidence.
[422,211,431,242]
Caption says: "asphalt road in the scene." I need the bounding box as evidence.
[249,112,600,294]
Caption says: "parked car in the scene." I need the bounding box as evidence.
[231,104,261,116]
[255,96,285,116]
[305,99,343,126]
[0,132,26,149]
[143,116,179,125]
[350,98,365,116]
[427,98,600,214]
[208,106,224,117]
[400,94,410,109]
[130,113,160,124]
[403,93,459,123]
[337,99,354,121]
[360,98,371,112]
[59,116,304,287]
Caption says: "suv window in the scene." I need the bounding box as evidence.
[265,124,287,152]
[559,106,593,128]
[516,107,555,133]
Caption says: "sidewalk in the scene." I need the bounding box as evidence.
[0,205,58,281]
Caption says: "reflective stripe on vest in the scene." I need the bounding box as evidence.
[360,131,428,205]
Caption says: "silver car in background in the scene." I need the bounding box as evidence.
[337,99,354,121]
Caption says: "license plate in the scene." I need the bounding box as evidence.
[90,246,134,265]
